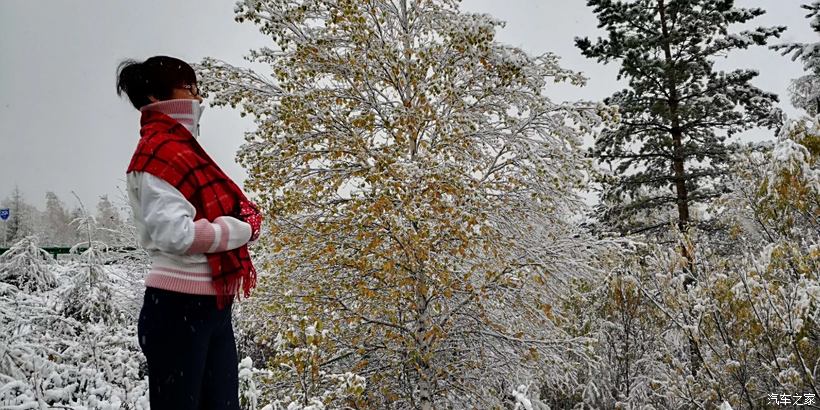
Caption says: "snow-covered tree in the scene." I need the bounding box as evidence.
[43,191,74,247]
[95,195,125,247]
[60,200,123,325]
[576,0,785,237]
[775,2,820,115]
[200,0,608,407]
[1,186,36,246]
[649,118,819,406]
[261,317,367,409]
[0,235,58,292]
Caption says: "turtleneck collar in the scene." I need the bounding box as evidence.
[140,99,205,138]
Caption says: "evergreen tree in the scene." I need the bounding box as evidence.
[67,205,87,246]
[95,195,123,246]
[1,186,35,245]
[774,2,820,115]
[576,0,785,381]
[576,0,785,236]
[44,191,72,246]
[0,235,57,292]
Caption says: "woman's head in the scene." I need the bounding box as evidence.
[116,56,201,109]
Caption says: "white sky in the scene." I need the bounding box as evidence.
[0,0,815,211]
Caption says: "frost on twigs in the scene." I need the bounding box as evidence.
[0,235,58,293]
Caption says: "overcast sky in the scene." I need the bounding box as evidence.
[0,0,815,211]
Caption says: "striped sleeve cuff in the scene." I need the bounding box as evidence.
[185,216,252,255]
[212,216,252,252]
[185,219,217,255]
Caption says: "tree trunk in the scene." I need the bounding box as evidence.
[414,269,434,410]
[658,0,701,378]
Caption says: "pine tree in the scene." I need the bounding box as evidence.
[1,186,35,244]
[576,0,785,381]
[774,2,820,115]
[95,195,123,246]
[44,191,72,246]
[576,0,785,236]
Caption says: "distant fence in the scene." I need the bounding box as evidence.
[0,247,139,259]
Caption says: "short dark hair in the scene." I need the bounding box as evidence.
[116,56,197,109]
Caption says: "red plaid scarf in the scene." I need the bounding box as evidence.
[127,108,256,310]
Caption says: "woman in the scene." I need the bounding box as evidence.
[116,55,262,409]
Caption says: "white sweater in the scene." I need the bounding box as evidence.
[126,171,252,295]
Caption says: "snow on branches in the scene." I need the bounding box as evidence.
[200,0,609,407]
[0,236,58,293]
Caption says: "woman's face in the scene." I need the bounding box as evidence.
[149,83,203,103]
[169,83,203,102]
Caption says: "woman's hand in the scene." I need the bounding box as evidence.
[239,200,263,242]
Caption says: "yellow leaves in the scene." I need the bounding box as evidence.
[350,112,376,130]
[541,303,554,321]
[351,359,369,373]
[801,132,820,158]
[357,281,378,299]
[611,277,640,310]
[424,325,445,342]
[369,195,393,215]
[324,243,337,256]
[364,236,383,253]
[524,347,540,362]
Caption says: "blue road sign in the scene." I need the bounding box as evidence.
[0,209,8,221]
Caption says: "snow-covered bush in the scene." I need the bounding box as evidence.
[512,384,550,410]
[256,318,367,410]
[59,240,123,325]
[0,277,149,408]
[58,203,126,325]
[0,235,58,292]
[60,264,122,325]
[239,356,274,410]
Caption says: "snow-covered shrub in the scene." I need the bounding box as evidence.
[233,286,280,376]
[512,384,550,410]
[0,235,58,292]
[258,318,367,410]
[564,118,820,409]
[58,202,126,325]
[59,242,124,325]
[0,275,149,408]
[239,356,272,410]
[59,269,121,325]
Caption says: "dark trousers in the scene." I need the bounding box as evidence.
[137,287,241,410]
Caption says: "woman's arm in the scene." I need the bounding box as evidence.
[136,172,252,255]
